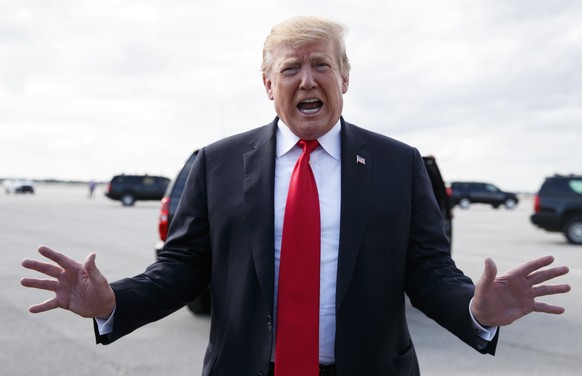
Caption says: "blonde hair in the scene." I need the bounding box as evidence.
[261,16,351,78]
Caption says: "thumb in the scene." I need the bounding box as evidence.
[472,258,499,327]
[81,252,115,318]
[83,252,100,278]
[477,257,498,288]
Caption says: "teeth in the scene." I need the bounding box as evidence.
[298,98,322,114]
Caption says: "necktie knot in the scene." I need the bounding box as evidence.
[298,139,319,155]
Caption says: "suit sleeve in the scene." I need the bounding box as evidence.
[95,148,213,345]
[404,148,498,355]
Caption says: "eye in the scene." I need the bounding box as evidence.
[281,65,299,76]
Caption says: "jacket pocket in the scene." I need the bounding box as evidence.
[393,341,419,376]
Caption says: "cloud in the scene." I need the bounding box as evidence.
[1,0,581,191]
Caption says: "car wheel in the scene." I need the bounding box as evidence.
[564,217,582,245]
[459,198,470,209]
[504,198,517,209]
[121,193,135,206]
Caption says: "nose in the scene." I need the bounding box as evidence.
[299,67,317,90]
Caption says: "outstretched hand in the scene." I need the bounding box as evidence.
[21,245,116,319]
[471,255,570,327]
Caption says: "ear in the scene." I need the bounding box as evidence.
[342,74,349,94]
[262,74,274,100]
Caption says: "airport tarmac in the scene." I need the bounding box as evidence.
[2,184,580,375]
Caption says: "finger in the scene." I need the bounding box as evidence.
[528,266,570,285]
[533,301,566,315]
[20,278,58,292]
[532,283,572,297]
[508,255,555,277]
[37,245,80,270]
[21,259,63,278]
[29,298,60,314]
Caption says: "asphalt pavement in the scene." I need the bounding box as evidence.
[1,184,580,375]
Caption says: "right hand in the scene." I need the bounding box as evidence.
[471,256,570,327]
[21,245,116,319]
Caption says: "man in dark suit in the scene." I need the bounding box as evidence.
[21,16,570,376]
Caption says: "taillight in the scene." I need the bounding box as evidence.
[158,197,170,241]
[533,194,541,213]
[446,187,452,197]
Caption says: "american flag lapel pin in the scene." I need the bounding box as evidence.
[356,155,366,165]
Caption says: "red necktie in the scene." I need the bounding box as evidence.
[275,139,320,376]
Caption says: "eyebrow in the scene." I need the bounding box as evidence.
[278,53,333,68]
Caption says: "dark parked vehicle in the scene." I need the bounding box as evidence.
[156,151,199,253]
[155,151,210,314]
[155,151,454,315]
[105,174,170,206]
[448,181,519,209]
[423,156,453,241]
[530,174,582,245]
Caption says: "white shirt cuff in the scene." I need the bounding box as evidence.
[469,298,498,341]
[95,306,116,335]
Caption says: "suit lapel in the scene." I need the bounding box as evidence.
[243,120,278,313]
[336,120,372,309]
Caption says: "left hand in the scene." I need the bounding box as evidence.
[21,246,116,319]
[471,255,570,327]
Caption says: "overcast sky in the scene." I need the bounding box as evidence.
[1,0,581,192]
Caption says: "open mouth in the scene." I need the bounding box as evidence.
[297,98,323,114]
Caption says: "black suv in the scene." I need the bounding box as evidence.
[448,181,519,209]
[423,156,453,241]
[155,151,454,315]
[105,174,170,206]
[530,175,582,244]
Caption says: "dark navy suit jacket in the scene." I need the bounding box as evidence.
[96,118,497,375]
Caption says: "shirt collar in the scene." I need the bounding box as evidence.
[276,119,341,160]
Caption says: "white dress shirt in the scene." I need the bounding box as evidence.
[273,120,342,364]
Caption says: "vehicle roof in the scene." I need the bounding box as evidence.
[111,174,169,179]
[545,174,582,179]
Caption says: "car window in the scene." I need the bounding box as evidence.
[569,180,582,194]
[143,176,156,185]
[544,179,570,194]
[485,184,499,192]
[169,151,199,213]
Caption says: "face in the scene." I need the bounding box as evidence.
[262,39,349,140]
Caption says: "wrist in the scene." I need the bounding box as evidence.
[95,287,116,319]
[469,297,490,327]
